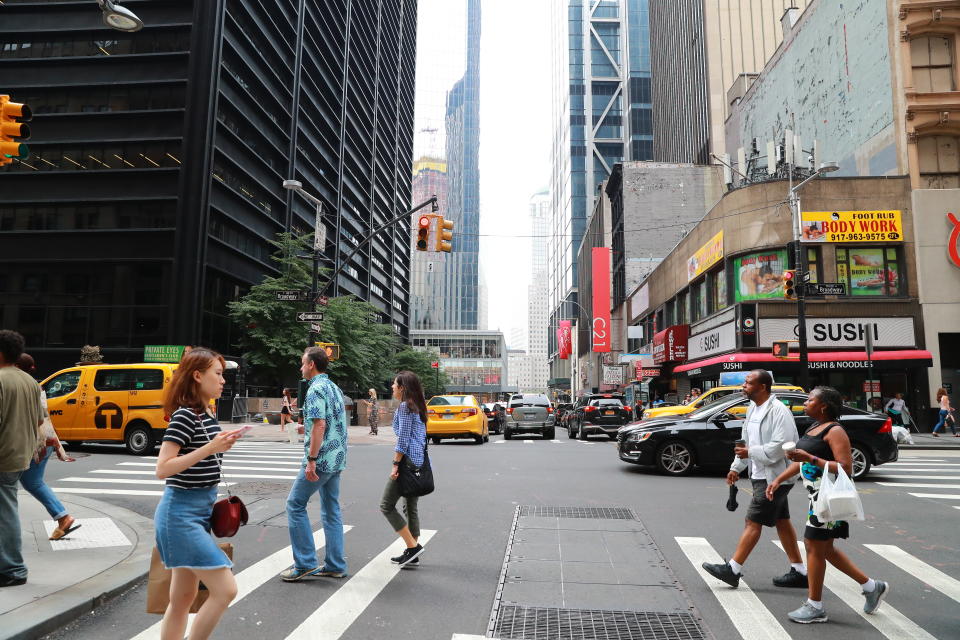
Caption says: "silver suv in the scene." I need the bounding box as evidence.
[504,394,555,440]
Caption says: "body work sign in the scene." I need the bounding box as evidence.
[801,210,903,243]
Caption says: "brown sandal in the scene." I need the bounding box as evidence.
[50,517,81,540]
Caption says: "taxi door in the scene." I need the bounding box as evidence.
[77,368,130,441]
[41,368,85,440]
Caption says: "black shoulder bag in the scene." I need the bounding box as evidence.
[397,415,434,497]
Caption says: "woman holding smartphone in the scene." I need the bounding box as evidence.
[154,348,243,640]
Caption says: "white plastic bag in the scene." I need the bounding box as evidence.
[813,468,834,522]
[826,464,865,521]
[892,425,913,444]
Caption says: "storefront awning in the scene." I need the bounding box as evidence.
[675,350,934,377]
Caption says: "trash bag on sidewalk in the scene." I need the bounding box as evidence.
[892,425,914,444]
[146,543,233,614]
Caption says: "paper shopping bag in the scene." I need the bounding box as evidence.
[146,543,234,614]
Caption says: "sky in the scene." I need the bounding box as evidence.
[414,0,554,348]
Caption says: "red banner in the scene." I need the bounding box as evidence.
[559,320,572,358]
[592,247,611,352]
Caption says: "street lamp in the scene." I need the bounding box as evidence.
[789,161,839,392]
[98,0,143,32]
[283,179,327,346]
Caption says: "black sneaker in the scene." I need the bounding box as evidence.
[773,567,809,588]
[702,561,741,588]
[391,544,424,566]
[0,574,26,588]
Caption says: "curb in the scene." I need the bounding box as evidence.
[6,496,155,640]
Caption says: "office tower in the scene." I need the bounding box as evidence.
[528,188,550,391]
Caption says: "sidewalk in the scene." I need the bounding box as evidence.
[900,432,960,450]
[230,422,398,446]
[1,493,154,640]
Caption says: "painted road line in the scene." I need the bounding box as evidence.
[51,487,165,496]
[675,537,790,640]
[128,526,353,640]
[88,469,296,480]
[907,493,960,499]
[494,440,506,444]
[876,482,960,489]
[871,468,960,472]
[285,530,437,640]
[551,439,563,443]
[774,542,934,639]
[108,465,297,473]
[119,460,302,468]
[524,440,533,444]
[865,544,960,604]
[869,475,960,480]
[58,477,235,487]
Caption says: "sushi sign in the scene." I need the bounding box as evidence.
[800,210,903,243]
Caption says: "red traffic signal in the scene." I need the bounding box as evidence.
[430,361,440,368]
[415,214,433,251]
[782,270,797,300]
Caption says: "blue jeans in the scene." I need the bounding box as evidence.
[286,470,346,573]
[0,470,26,580]
[933,409,956,434]
[20,447,67,520]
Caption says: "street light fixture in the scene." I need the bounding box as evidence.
[789,160,839,392]
[98,0,143,32]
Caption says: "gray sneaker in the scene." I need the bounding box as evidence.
[788,601,828,624]
[863,581,888,614]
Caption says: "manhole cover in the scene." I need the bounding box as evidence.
[519,506,636,520]
[493,606,704,640]
[229,481,292,495]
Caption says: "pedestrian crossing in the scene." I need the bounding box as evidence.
[51,441,306,498]
[491,437,605,444]
[866,455,960,511]
[677,535,958,639]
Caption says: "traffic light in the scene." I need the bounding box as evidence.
[314,342,341,361]
[772,340,791,358]
[436,215,454,252]
[0,95,32,167]
[782,270,797,300]
[415,214,433,251]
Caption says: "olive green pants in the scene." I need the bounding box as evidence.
[380,477,420,538]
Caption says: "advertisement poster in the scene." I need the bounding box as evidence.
[734,250,787,302]
[687,231,724,281]
[840,248,899,296]
[800,210,903,243]
[592,247,612,352]
[557,321,572,359]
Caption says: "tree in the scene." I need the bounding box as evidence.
[390,347,448,398]
[318,295,400,394]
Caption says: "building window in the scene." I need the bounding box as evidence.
[709,267,727,313]
[918,135,960,188]
[836,246,902,296]
[677,291,687,325]
[911,35,956,93]
[805,247,821,284]
[690,280,707,321]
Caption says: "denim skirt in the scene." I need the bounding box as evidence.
[154,485,233,570]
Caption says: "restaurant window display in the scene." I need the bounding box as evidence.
[836,247,902,296]
[709,267,727,312]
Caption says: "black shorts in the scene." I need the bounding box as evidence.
[746,479,792,527]
[281,407,291,415]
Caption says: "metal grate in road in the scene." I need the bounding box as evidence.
[519,506,637,520]
[493,605,705,640]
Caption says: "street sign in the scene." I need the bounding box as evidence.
[805,282,846,296]
[801,271,812,283]
[296,311,324,322]
[276,290,306,301]
[314,207,326,251]
[310,322,322,332]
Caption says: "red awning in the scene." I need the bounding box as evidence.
[674,349,934,373]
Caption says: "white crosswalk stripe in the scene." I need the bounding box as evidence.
[871,475,960,481]
[284,530,437,640]
[877,483,960,489]
[865,545,960,604]
[675,536,790,640]
[908,493,960,499]
[52,487,166,496]
[773,541,934,639]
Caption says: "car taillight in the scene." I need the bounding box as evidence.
[547,407,554,414]
[463,408,478,416]
[878,417,892,434]
[508,407,514,414]
[163,414,171,422]
[585,406,597,412]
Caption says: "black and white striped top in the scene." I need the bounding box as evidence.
[162,407,222,489]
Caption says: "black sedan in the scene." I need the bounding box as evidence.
[617,393,897,479]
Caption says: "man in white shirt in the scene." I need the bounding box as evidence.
[702,370,806,589]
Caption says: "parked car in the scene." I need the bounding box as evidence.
[554,402,574,432]
[481,402,506,434]
[427,395,489,444]
[505,393,555,440]
[641,384,805,421]
[569,393,629,440]
[617,392,897,479]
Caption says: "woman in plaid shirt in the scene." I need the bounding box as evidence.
[380,371,428,567]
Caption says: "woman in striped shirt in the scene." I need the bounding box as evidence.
[154,348,243,640]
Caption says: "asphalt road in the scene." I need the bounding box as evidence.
[39,435,960,640]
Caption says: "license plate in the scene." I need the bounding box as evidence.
[442,414,456,419]
[604,410,615,415]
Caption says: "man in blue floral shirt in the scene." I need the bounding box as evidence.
[281,346,349,581]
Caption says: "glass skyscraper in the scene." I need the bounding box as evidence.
[547,0,652,388]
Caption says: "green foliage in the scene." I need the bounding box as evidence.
[318,295,400,394]
[390,347,449,398]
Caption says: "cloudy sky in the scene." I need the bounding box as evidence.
[415,0,553,347]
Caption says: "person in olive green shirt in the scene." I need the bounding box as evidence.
[0,330,45,587]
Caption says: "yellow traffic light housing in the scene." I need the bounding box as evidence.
[315,342,341,361]
[0,95,32,166]
[415,214,433,251]
[436,215,453,252]
[782,270,796,300]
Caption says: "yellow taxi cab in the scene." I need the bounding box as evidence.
[642,384,805,420]
[426,394,489,444]
[41,363,179,455]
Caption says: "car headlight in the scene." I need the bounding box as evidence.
[628,432,653,442]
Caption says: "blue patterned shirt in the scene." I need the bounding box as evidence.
[393,403,426,467]
[302,374,348,472]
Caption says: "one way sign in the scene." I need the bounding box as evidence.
[296,312,324,322]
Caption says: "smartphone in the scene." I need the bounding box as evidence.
[230,426,253,437]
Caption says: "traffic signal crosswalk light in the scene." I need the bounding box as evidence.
[436,215,454,252]
[772,340,791,358]
[314,342,341,361]
[0,95,32,167]
[782,270,797,300]
[415,214,433,252]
